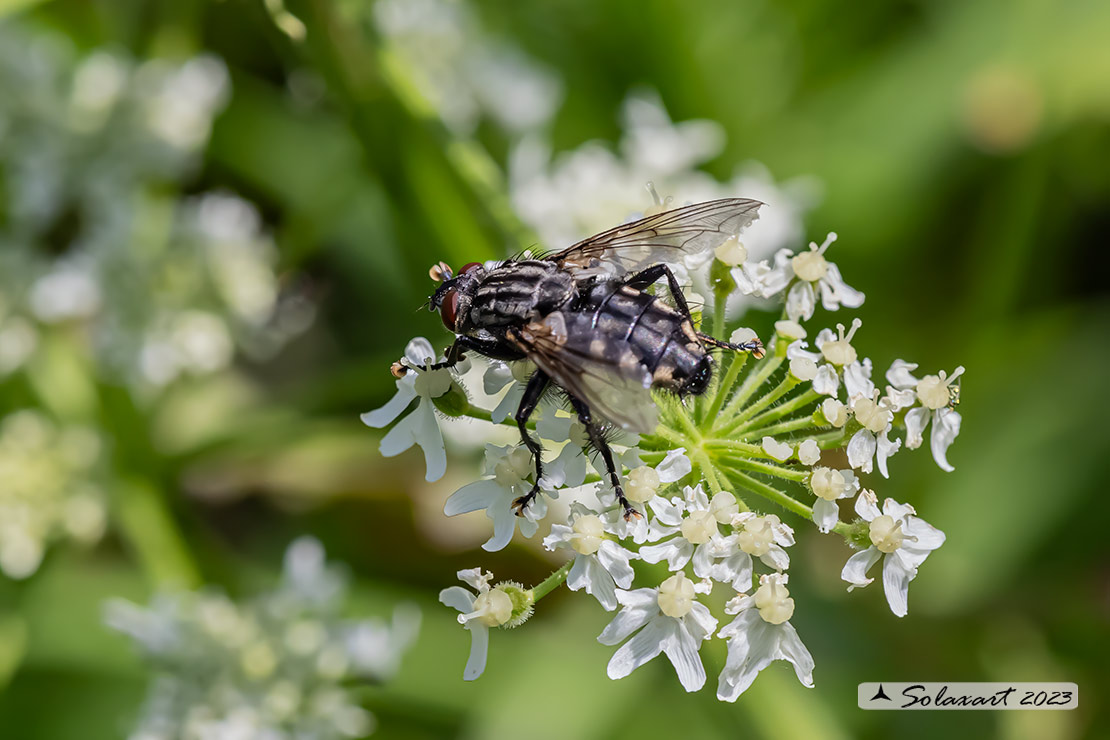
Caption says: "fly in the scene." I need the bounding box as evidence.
[416,198,766,520]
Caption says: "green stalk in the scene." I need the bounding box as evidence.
[529,558,575,602]
[740,415,826,441]
[719,355,783,423]
[724,469,813,521]
[714,454,810,483]
[701,352,749,431]
[723,375,800,431]
[730,388,821,435]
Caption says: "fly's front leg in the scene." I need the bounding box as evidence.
[417,339,468,372]
[569,397,641,521]
[623,263,693,318]
[510,370,550,516]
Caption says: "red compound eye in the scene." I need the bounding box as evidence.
[459,261,483,275]
[440,289,459,331]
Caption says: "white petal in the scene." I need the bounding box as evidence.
[819,263,864,310]
[606,616,668,679]
[776,621,816,688]
[598,590,658,645]
[812,498,839,533]
[854,490,881,520]
[656,448,692,483]
[438,586,476,613]
[843,360,875,400]
[640,538,694,571]
[875,428,902,479]
[596,541,637,588]
[686,602,719,640]
[904,515,946,553]
[929,408,961,472]
[812,364,839,396]
[463,624,489,680]
[403,337,436,365]
[759,545,790,572]
[360,385,417,428]
[904,407,930,450]
[444,480,502,517]
[413,399,447,481]
[884,385,917,411]
[841,547,881,589]
[786,339,821,363]
[786,281,815,322]
[483,504,519,552]
[490,385,522,424]
[660,619,707,691]
[568,554,619,611]
[483,361,514,395]
[885,359,919,390]
[882,552,913,617]
[846,429,875,473]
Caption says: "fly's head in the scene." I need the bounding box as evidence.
[428,261,486,334]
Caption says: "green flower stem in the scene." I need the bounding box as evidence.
[724,375,800,431]
[529,558,575,602]
[452,402,535,430]
[740,415,826,441]
[114,478,202,589]
[720,355,783,422]
[703,438,774,457]
[701,352,749,431]
[714,454,810,483]
[693,450,725,494]
[724,469,814,521]
[730,388,822,435]
[813,429,852,449]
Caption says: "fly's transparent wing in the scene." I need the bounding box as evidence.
[549,198,763,277]
[508,313,659,434]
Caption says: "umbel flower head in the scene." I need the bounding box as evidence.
[105,538,420,739]
[367,187,963,701]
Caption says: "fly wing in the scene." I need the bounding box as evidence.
[508,312,659,434]
[549,198,763,277]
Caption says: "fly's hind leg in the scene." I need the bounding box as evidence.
[569,397,641,521]
[510,370,550,516]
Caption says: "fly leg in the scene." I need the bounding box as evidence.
[569,397,641,521]
[696,332,765,359]
[417,335,526,372]
[623,263,693,318]
[510,370,550,516]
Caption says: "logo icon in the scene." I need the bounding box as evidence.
[870,684,892,701]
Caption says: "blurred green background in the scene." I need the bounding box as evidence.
[0,0,1107,738]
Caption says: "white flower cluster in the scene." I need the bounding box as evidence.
[105,537,420,740]
[0,410,107,579]
[372,0,563,136]
[0,24,312,393]
[364,196,962,699]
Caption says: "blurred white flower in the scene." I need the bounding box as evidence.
[106,537,418,739]
[0,411,106,579]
